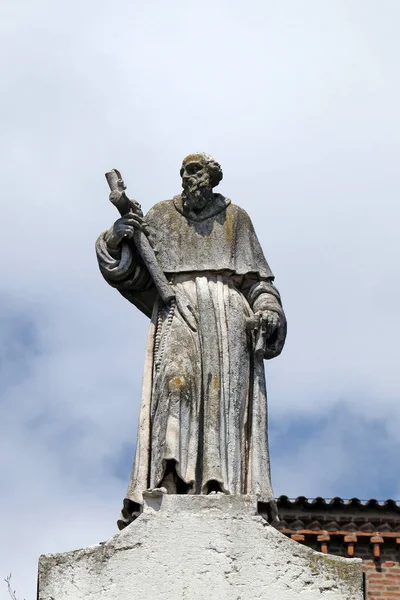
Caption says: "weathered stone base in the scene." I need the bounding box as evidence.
[38,492,362,599]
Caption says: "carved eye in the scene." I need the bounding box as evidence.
[187,163,202,175]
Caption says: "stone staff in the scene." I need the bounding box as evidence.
[105,169,175,305]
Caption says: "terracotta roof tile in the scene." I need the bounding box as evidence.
[276,496,400,511]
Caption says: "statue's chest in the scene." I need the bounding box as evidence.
[148,210,236,271]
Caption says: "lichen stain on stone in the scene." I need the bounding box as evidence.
[171,375,189,393]
[225,211,233,241]
[213,375,219,391]
[307,553,361,594]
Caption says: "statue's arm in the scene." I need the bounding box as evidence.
[242,277,287,359]
[95,229,157,318]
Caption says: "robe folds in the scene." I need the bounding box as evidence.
[96,194,286,529]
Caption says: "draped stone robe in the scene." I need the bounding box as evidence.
[96,194,286,529]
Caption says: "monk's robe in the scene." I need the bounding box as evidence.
[96,194,286,529]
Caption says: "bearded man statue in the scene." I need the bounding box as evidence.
[96,153,287,529]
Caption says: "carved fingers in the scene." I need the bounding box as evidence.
[256,310,281,340]
[107,214,149,249]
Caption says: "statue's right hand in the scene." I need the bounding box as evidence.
[107,214,144,249]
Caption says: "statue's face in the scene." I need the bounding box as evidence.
[180,159,212,210]
[181,160,210,194]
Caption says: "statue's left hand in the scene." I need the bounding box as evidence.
[255,310,280,340]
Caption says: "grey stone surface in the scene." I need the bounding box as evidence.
[96,153,287,528]
[38,494,362,600]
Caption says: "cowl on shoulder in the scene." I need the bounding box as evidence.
[144,195,273,279]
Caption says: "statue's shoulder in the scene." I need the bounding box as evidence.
[147,199,174,216]
[145,199,176,220]
[227,202,253,222]
[226,203,259,238]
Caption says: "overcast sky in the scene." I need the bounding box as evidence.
[1,0,400,597]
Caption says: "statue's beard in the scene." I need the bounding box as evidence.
[182,175,213,212]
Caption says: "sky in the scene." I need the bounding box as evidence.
[1,0,400,597]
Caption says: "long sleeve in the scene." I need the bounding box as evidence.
[95,230,157,318]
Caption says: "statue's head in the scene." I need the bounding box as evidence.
[180,153,223,211]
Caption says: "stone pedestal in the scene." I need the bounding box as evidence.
[38,492,362,599]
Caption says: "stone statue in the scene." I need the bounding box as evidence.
[96,153,287,529]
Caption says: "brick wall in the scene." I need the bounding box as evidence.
[363,556,400,599]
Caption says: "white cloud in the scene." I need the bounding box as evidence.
[1,1,400,597]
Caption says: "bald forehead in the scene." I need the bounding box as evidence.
[182,153,208,166]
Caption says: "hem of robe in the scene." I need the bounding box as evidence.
[155,457,195,491]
